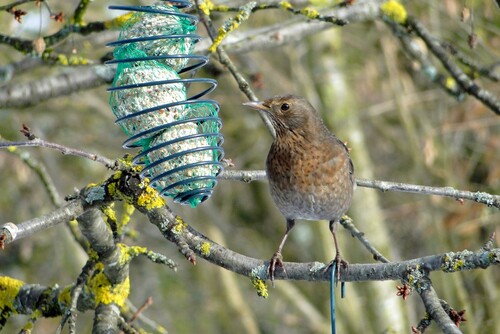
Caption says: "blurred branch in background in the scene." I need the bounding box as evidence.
[2,0,497,114]
[0,65,115,108]
[405,16,500,115]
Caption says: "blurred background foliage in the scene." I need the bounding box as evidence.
[0,0,499,333]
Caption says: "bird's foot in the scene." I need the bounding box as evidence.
[324,253,348,285]
[268,252,285,284]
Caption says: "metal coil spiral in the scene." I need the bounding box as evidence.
[107,0,224,207]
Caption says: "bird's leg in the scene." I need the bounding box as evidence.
[269,219,295,283]
[328,220,348,284]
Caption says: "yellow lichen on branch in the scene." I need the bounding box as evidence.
[105,12,135,29]
[300,7,320,19]
[251,276,268,298]
[445,77,457,90]
[199,0,229,16]
[279,1,293,10]
[172,215,187,234]
[101,203,117,224]
[117,243,147,266]
[88,263,130,308]
[0,276,25,313]
[208,2,256,53]
[120,202,135,229]
[58,285,72,307]
[199,0,215,16]
[380,0,407,24]
[197,241,212,256]
[137,179,165,210]
[56,54,90,66]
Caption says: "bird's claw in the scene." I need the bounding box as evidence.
[324,253,348,285]
[268,252,285,284]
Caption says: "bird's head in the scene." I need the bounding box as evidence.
[243,95,320,137]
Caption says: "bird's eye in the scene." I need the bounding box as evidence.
[280,103,290,111]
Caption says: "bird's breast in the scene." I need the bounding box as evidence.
[266,136,353,221]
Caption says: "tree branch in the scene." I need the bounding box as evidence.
[382,17,466,100]
[218,169,500,208]
[194,0,276,138]
[0,129,118,169]
[418,280,463,334]
[1,170,498,334]
[0,134,63,207]
[0,64,115,108]
[196,0,385,54]
[56,260,96,334]
[356,178,500,209]
[406,16,500,115]
[76,208,130,333]
[0,200,84,244]
[1,165,495,251]
[340,216,391,263]
[2,170,497,281]
[0,0,386,108]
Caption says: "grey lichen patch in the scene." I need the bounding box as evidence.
[441,250,474,272]
[84,185,106,205]
[309,261,327,273]
[404,264,428,294]
[488,250,500,264]
[251,265,268,280]
[474,191,496,207]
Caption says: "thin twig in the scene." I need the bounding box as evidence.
[0,137,118,169]
[440,300,467,329]
[0,134,63,206]
[128,297,153,324]
[407,16,500,115]
[141,251,178,271]
[215,46,276,138]
[356,178,500,209]
[56,260,96,334]
[440,41,500,82]
[0,200,85,244]
[418,279,463,334]
[210,2,348,26]
[340,216,391,263]
[73,0,91,24]
[382,17,465,100]
[124,299,168,334]
[194,0,276,138]
[218,169,266,182]
[218,169,500,208]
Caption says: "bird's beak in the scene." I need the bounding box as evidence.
[242,101,270,112]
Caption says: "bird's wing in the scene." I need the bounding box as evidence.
[314,134,354,184]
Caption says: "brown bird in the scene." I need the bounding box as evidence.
[243,95,355,282]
